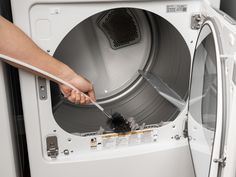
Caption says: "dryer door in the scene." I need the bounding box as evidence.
[187,19,226,177]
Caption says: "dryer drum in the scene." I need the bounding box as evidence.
[51,8,191,135]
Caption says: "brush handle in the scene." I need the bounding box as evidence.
[0,53,105,112]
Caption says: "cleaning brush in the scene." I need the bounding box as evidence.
[107,112,131,133]
[0,53,131,133]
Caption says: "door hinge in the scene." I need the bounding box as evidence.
[213,157,226,167]
[183,118,188,138]
[191,14,204,30]
[46,136,59,159]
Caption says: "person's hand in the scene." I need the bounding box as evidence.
[60,74,96,104]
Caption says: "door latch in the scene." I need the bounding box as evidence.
[46,136,59,159]
[38,77,48,100]
[191,14,204,30]
[183,118,188,138]
[213,157,226,167]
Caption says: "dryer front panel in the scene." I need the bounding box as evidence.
[14,1,203,177]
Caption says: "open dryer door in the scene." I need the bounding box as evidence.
[187,19,223,177]
[188,14,236,177]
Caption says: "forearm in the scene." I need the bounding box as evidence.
[0,16,75,82]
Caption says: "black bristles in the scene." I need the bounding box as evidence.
[107,112,131,133]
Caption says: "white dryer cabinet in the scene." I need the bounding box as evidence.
[10,0,236,177]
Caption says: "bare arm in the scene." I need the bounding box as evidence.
[0,16,95,104]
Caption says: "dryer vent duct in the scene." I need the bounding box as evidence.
[97,9,141,49]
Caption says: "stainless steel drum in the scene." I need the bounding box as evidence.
[51,8,191,134]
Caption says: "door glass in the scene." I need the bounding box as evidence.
[188,24,217,177]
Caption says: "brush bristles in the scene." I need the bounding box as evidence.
[107,112,131,133]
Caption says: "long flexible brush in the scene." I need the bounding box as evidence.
[0,53,131,132]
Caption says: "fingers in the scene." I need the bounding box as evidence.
[79,93,86,104]
[72,82,96,104]
[85,95,90,104]
[75,91,81,104]
[60,85,71,98]
[88,89,96,102]
[60,74,97,104]
[67,90,89,105]
[67,90,77,103]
